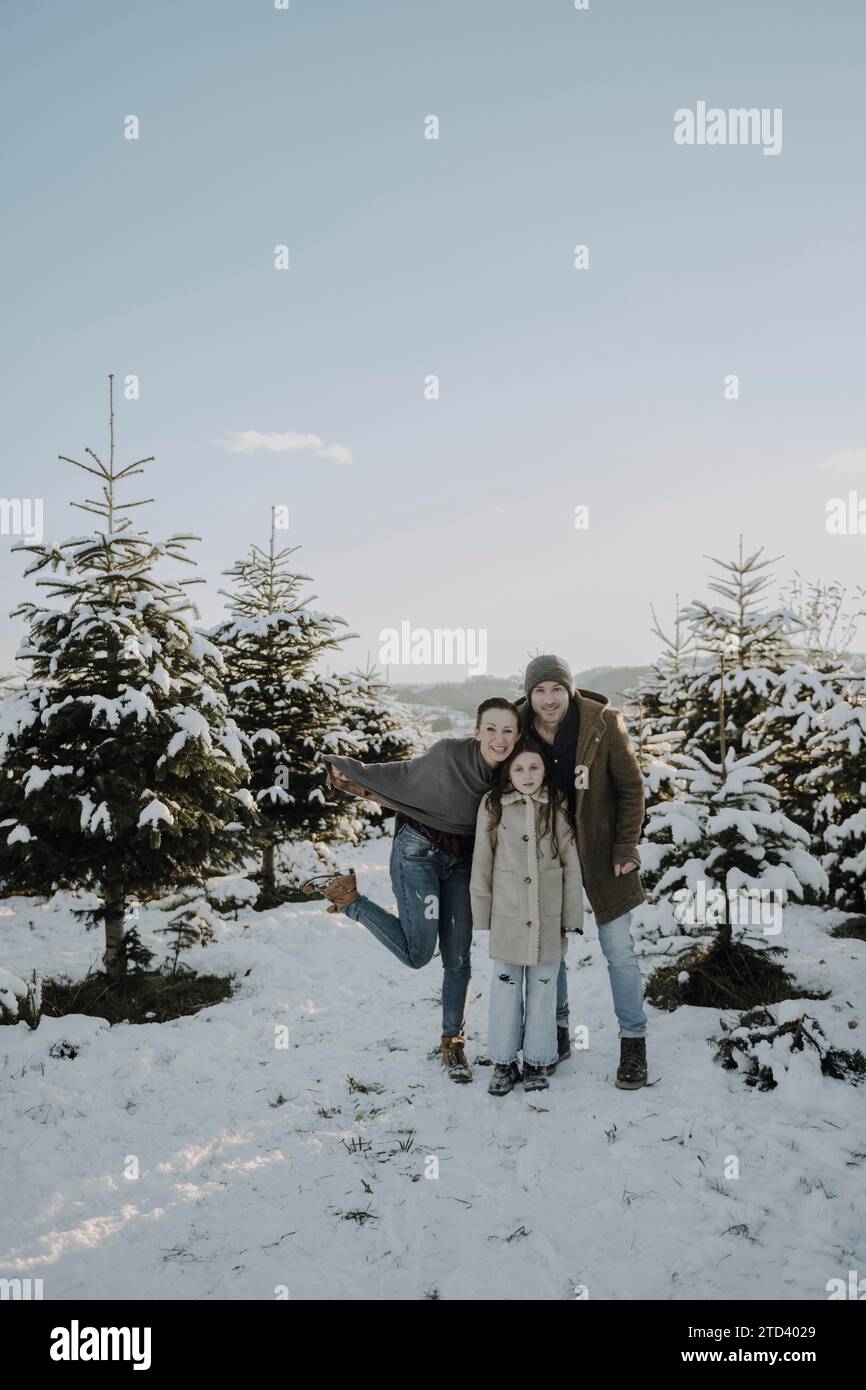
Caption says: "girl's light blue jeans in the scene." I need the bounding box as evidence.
[556,909,647,1038]
[488,960,559,1069]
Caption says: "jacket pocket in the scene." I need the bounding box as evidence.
[539,867,563,917]
[492,868,518,914]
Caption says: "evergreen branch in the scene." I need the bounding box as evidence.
[113,459,154,479]
[59,455,105,479]
[70,502,110,517]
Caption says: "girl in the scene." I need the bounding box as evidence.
[470,737,583,1095]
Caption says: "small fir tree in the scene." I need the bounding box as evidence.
[210,518,361,892]
[0,377,255,978]
[639,742,828,947]
[800,677,866,913]
[337,664,422,828]
[678,539,801,760]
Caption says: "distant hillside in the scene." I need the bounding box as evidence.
[567,666,654,706]
[391,674,521,716]
[392,665,653,715]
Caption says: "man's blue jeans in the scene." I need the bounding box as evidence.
[343,822,472,1037]
[556,909,647,1038]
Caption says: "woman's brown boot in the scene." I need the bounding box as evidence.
[301,870,361,914]
[441,1035,473,1083]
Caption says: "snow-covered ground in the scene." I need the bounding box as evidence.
[1,839,864,1302]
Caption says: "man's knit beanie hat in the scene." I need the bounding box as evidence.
[524,654,575,698]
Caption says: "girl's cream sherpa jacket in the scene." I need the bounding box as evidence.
[470,786,583,966]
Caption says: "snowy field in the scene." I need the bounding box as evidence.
[1,838,864,1302]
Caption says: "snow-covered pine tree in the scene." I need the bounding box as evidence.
[620,688,683,807]
[623,597,696,803]
[640,742,828,945]
[337,663,422,830]
[335,664,424,834]
[0,377,256,979]
[744,663,852,836]
[777,573,866,670]
[799,671,866,913]
[743,577,865,844]
[678,539,802,761]
[210,518,361,894]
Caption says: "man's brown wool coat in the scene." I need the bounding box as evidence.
[515,689,646,927]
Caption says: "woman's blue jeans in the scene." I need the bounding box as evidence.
[343,823,472,1037]
[556,909,647,1039]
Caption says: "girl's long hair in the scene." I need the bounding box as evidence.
[484,736,574,861]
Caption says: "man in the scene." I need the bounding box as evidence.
[516,655,649,1089]
[304,698,520,1082]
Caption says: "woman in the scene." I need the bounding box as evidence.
[302,698,520,1082]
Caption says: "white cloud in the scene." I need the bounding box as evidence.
[221,430,353,463]
[317,442,353,465]
[818,448,866,476]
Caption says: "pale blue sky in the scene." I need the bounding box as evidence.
[2,0,865,681]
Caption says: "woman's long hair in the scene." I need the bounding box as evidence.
[484,736,573,861]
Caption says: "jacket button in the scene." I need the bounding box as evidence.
[522,834,529,842]
[526,920,533,927]
[524,876,531,883]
